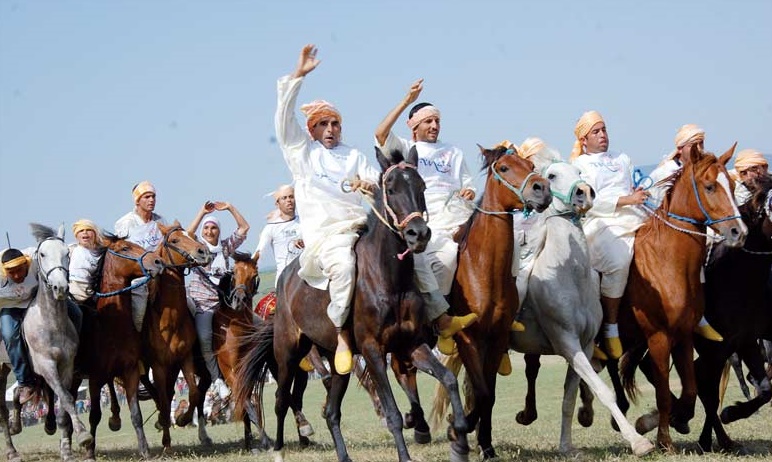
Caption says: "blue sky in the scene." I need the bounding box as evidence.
[1,0,770,269]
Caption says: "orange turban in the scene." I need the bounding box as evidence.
[300,100,341,137]
[132,181,156,203]
[570,111,605,161]
[663,124,705,162]
[519,137,547,160]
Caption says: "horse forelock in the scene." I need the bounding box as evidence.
[30,223,58,243]
[231,251,253,264]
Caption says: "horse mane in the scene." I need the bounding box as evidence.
[231,251,253,264]
[86,234,115,292]
[658,152,719,213]
[30,223,57,242]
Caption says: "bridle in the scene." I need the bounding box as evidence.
[35,237,69,287]
[95,247,155,298]
[380,162,426,233]
[160,227,200,268]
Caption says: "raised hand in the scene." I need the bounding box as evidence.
[404,79,424,106]
[292,44,321,78]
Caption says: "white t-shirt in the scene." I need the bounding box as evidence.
[256,216,302,280]
[69,244,101,283]
[0,248,38,310]
[114,211,166,251]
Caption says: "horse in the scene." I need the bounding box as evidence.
[422,145,549,460]
[77,234,164,461]
[141,221,212,451]
[614,144,747,452]
[689,173,772,453]
[234,146,472,462]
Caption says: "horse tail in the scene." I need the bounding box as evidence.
[232,316,275,420]
[429,352,464,432]
[718,359,732,411]
[619,344,647,405]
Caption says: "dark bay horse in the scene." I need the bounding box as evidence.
[233,147,471,462]
[142,221,211,451]
[213,251,313,452]
[434,145,551,460]
[615,145,747,451]
[693,173,772,452]
[78,235,164,461]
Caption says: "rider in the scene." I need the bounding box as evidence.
[186,201,250,400]
[275,46,475,375]
[570,111,650,360]
[730,148,769,206]
[68,219,104,303]
[1,247,38,404]
[374,78,480,357]
[254,184,303,281]
[114,181,166,331]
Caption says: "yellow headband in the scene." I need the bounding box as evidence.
[2,255,29,270]
[132,181,156,203]
[72,219,98,237]
[570,111,604,161]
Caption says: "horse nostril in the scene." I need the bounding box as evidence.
[405,228,417,238]
[533,183,542,192]
[576,189,584,196]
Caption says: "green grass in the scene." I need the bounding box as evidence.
[5,354,772,461]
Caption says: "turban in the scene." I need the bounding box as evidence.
[570,111,605,161]
[407,105,441,131]
[664,124,705,162]
[1,249,30,276]
[519,137,547,160]
[300,100,341,137]
[272,184,294,201]
[201,216,220,230]
[72,219,99,237]
[132,181,156,203]
[734,149,768,173]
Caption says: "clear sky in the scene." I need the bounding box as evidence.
[1,0,770,268]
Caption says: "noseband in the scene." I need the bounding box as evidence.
[380,162,426,232]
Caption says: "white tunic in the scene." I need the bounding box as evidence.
[275,75,379,289]
[0,248,38,310]
[376,132,476,234]
[255,216,302,280]
[647,159,681,208]
[69,244,101,283]
[114,211,166,251]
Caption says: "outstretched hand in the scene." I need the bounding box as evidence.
[292,44,321,78]
[404,79,424,106]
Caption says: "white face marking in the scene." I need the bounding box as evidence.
[716,171,748,234]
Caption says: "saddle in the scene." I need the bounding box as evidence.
[254,292,277,320]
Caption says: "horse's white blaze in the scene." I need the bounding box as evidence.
[716,171,748,234]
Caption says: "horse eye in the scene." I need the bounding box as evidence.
[706,184,715,193]
[171,239,179,244]
[547,173,556,180]
[499,165,509,173]
[122,246,130,251]
[39,253,45,258]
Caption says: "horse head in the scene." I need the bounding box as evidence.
[541,162,594,216]
[673,143,747,247]
[479,144,552,212]
[375,146,431,253]
[30,223,70,300]
[158,221,212,268]
[224,251,259,311]
[98,234,164,285]
[741,173,772,241]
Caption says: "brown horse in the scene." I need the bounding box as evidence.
[142,221,211,451]
[439,145,551,460]
[234,147,472,462]
[616,144,747,451]
[77,235,164,461]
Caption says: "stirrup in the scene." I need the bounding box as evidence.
[603,336,623,360]
[511,320,526,332]
[334,349,353,375]
[695,323,723,342]
[437,336,456,355]
[498,354,512,376]
[438,313,479,338]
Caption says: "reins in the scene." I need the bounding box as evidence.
[94,248,154,298]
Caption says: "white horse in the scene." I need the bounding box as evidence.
[21,224,92,461]
[434,153,654,457]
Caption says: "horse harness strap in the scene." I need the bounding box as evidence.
[35,237,69,285]
[94,248,153,298]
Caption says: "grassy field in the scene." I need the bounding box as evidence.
[5,353,772,461]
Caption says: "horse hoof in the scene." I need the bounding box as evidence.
[446,425,457,442]
[450,441,470,462]
[404,412,415,429]
[479,446,497,461]
[7,451,21,462]
[632,438,656,457]
[577,406,594,427]
[9,416,21,436]
[108,416,122,432]
[298,436,311,448]
[635,411,658,435]
[414,429,431,445]
[77,432,94,448]
[671,420,690,435]
[272,448,285,462]
[297,422,314,438]
[379,417,388,428]
[515,410,536,426]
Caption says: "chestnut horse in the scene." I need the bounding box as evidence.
[142,222,211,451]
[693,173,772,452]
[234,147,471,462]
[77,234,164,461]
[616,145,747,451]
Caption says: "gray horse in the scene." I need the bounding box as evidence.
[21,224,92,461]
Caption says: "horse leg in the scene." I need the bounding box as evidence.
[360,342,411,462]
[729,353,753,400]
[124,371,151,460]
[353,357,385,426]
[390,357,431,444]
[721,341,772,426]
[107,381,122,431]
[181,357,212,446]
[570,349,654,456]
[647,333,675,452]
[605,358,630,431]
[34,359,92,452]
[84,380,103,462]
[291,366,314,446]
[670,340,697,433]
[516,353,540,425]
[0,364,21,462]
[410,344,470,462]
[558,363,581,455]
[693,352,723,453]
[150,367,173,452]
[577,377,595,427]
[44,385,56,435]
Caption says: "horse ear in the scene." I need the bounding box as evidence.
[375,146,391,171]
[718,142,738,167]
[406,145,419,166]
[172,219,181,228]
[681,143,702,166]
[57,223,65,240]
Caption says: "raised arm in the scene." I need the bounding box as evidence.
[375,79,424,147]
[214,202,250,237]
[275,45,320,163]
[186,201,216,238]
[291,44,321,79]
